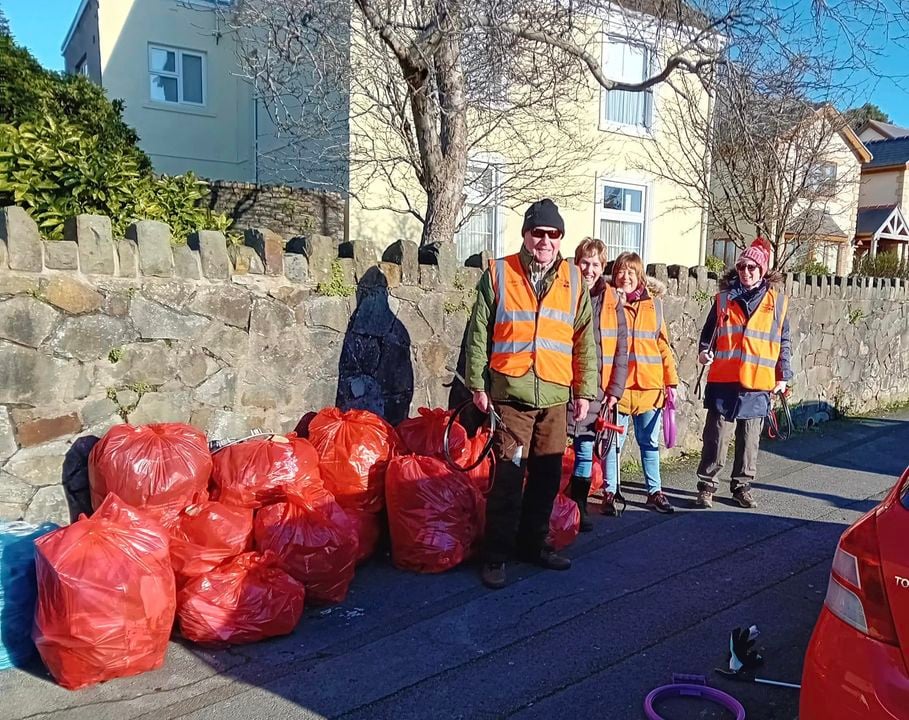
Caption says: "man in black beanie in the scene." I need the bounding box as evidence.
[464,198,597,589]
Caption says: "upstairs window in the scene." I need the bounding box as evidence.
[807,162,837,196]
[149,45,206,106]
[602,39,653,130]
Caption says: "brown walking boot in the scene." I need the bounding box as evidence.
[481,562,507,589]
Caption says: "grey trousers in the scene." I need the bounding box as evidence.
[696,410,762,493]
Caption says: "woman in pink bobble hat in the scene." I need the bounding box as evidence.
[693,238,792,509]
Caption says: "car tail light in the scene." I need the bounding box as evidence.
[825,509,899,645]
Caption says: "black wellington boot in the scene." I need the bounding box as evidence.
[569,476,593,532]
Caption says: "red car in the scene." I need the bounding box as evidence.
[800,466,909,718]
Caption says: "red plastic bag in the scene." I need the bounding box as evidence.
[254,486,358,604]
[397,407,467,462]
[177,551,305,647]
[32,494,176,690]
[307,408,397,514]
[463,431,494,494]
[343,507,383,564]
[589,460,604,496]
[385,454,483,573]
[561,447,604,497]
[169,499,254,586]
[89,423,211,527]
[548,493,580,551]
[210,434,321,508]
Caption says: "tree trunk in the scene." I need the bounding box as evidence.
[421,180,464,245]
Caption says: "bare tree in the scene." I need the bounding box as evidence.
[637,0,907,270]
[216,0,909,246]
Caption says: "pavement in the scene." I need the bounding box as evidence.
[3,409,909,720]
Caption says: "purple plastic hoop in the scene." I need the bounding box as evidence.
[663,394,677,449]
[643,682,746,720]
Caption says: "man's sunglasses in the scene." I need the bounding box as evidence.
[530,228,563,240]
[736,263,760,272]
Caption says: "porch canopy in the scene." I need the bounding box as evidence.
[854,205,909,260]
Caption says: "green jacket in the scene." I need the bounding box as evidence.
[465,247,597,408]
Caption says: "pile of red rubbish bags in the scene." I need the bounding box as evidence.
[30,406,593,690]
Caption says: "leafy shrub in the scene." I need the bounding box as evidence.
[0,34,149,172]
[796,260,832,275]
[0,35,232,243]
[0,116,231,242]
[705,254,727,274]
[854,252,909,279]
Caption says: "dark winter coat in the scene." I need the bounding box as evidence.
[698,269,793,420]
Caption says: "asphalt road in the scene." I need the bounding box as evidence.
[3,409,908,720]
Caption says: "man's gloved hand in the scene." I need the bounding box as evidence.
[606,394,619,410]
[773,380,787,395]
[698,350,714,365]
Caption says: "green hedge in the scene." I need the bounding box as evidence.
[854,252,909,280]
[0,34,231,243]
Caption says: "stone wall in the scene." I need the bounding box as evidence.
[1,204,908,525]
[205,180,345,240]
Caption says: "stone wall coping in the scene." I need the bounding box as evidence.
[2,207,908,300]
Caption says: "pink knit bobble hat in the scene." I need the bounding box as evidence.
[737,237,772,274]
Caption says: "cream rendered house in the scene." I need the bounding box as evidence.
[63,1,710,264]
[708,108,868,275]
[349,8,715,266]
[789,119,868,275]
[62,0,302,185]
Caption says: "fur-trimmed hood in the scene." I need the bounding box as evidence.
[718,268,784,291]
[607,275,667,301]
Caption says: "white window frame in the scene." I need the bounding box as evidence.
[455,155,507,261]
[148,44,207,107]
[813,240,839,271]
[599,35,655,136]
[595,177,650,262]
[74,55,89,77]
[806,161,838,197]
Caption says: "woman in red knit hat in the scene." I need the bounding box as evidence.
[694,238,792,509]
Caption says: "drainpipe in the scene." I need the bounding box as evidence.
[698,84,717,265]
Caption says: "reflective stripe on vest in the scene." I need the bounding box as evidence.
[594,285,620,391]
[625,296,666,389]
[489,254,581,386]
[707,288,787,391]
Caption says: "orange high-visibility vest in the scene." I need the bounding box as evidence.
[489,254,582,387]
[625,297,666,390]
[595,285,620,391]
[708,288,788,391]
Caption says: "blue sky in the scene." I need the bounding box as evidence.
[5,0,909,124]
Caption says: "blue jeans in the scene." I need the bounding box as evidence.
[571,437,595,479]
[604,409,663,494]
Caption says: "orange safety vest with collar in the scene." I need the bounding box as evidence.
[707,288,788,391]
[595,285,620,391]
[625,297,668,390]
[489,254,583,387]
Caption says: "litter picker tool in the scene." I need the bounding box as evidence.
[766,389,793,441]
[696,305,728,400]
[443,367,523,471]
[595,405,627,516]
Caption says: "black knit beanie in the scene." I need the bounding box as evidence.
[521,198,565,235]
